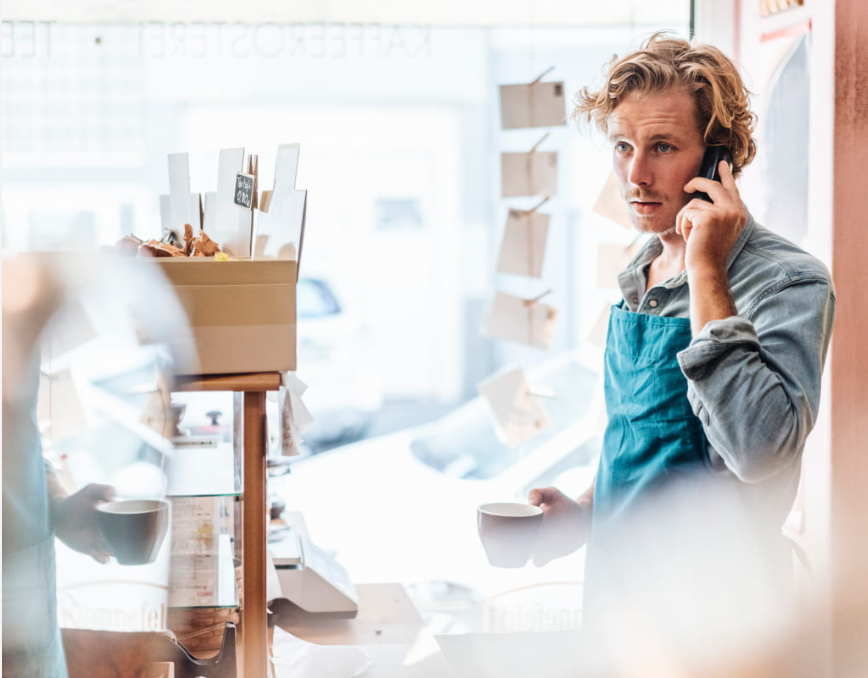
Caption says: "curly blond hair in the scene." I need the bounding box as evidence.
[574,32,757,176]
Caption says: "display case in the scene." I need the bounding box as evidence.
[171,372,281,678]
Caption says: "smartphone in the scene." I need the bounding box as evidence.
[694,146,733,202]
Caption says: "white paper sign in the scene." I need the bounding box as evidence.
[593,171,632,229]
[496,209,550,278]
[483,291,557,350]
[280,372,314,456]
[501,151,558,198]
[255,144,307,264]
[477,367,551,447]
[159,194,202,240]
[499,81,567,130]
[167,153,202,232]
[202,192,217,234]
[213,147,253,258]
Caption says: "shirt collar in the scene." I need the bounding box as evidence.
[617,205,757,289]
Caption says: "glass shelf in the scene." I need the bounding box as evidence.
[168,516,238,609]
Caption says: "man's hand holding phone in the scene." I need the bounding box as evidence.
[678,149,747,334]
[676,155,747,277]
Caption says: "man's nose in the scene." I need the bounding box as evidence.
[627,151,652,187]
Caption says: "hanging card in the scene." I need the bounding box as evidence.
[496,208,550,278]
[501,151,558,198]
[499,81,566,130]
[593,171,632,229]
[477,367,551,447]
[483,291,557,350]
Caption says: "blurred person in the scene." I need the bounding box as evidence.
[528,32,835,640]
[2,257,115,678]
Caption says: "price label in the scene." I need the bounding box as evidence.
[234,173,255,209]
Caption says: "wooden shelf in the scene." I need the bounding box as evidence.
[174,372,282,393]
[171,371,281,678]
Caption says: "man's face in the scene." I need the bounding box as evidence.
[608,88,706,235]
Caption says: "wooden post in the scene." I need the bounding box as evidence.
[242,391,267,678]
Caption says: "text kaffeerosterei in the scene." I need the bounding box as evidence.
[1,21,433,60]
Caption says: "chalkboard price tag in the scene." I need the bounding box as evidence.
[234,173,255,209]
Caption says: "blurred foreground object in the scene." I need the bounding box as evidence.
[2,252,194,678]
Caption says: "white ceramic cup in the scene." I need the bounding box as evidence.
[477,502,543,568]
[96,499,169,566]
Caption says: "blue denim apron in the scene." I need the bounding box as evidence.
[583,303,714,620]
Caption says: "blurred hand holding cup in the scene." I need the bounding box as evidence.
[477,502,543,568]
[96,499,170,566]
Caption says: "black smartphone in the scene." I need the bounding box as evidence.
[694,146,733,202]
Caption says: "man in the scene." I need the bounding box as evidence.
[528,34,835,627]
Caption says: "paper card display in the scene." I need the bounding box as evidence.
[202,192,217,233]
[496,208,550,278]
[483,291,557,350]
[501,151,558,198]
[593,171,632,229]
[159,194,202,239]
[254,143,307,267]
[212,147,253,258]
[159,153,202,238]
[499,81,567,130]
[477,367,551,447]
[596,242,639,288]
[168,153,202,232]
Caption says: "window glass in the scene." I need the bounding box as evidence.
[297,278,341,318]
[411,358,598,480]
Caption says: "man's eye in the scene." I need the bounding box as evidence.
[615,142,630,152]
[657,142,675,153]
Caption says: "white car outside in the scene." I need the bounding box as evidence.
[294,277,383,448]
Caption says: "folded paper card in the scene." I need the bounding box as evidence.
[593,171,632,229]
[496,208,550,278]
[159,153,202,237]
[501,151,558,198]
[280,372,314,456]
[483,291,557,350]
[499,81,567,130]
[255,143,307,268]
[596,242,640,288]
[477,367,551,447]
[211,148,253,258]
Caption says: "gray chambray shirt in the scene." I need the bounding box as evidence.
[616,210,836,528]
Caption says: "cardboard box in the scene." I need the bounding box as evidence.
[151,258,296,375]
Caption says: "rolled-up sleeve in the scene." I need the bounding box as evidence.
[677,277,835,483]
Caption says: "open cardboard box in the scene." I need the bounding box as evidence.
[150,258,297,376]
